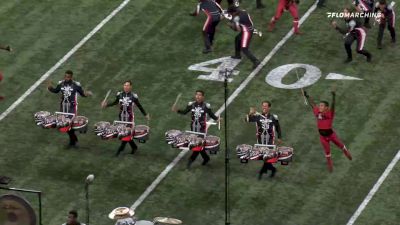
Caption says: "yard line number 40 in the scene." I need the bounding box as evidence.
[188,57,362,89]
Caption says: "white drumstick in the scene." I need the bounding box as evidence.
[218,116,221,130]
[295,69,308,105]
[102,90,111,104]
[172,93,182,107]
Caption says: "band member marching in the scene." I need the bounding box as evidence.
[47,70,92,148]
[375,0,396,49]
[331,7,372,63]
[353,0,375,28]
[190,0,223,54]
[246,101,282,179]
[304,87,352,173]
[172,90,220,168]
[227,5,261,69]
[102,80,150,156]
[268,0,302,35]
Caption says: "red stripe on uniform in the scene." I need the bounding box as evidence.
[241,26,250,48]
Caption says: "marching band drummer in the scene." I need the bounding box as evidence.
[101,80,150,156]
[47,70,92,149]
[172,90,220,168]
[246,100,282,180]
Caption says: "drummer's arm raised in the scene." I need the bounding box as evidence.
[106,95,119,107]
[48,83,61,93]
[177,103,191,115]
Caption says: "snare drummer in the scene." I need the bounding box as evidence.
[47,70,92,148]
[172,90,220,168]
[102,80,150,156]
[246,101,282,179]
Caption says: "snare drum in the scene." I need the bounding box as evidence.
[34,111,51,125]
[56,114,72,128]
[188,135,204,151]
[172,132,191,148]
[277,146,294,164]
[94,121,111,135]
[42,114,57,128]
[236,144,253,163]
[72,115,88,133]
[251,145,272,160]
[133,125,150,143]
[165,130,182,144]
[204,135,220,154]
[101,125,119,139]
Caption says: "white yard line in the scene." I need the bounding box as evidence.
[346,150,400,225]
[0,0,131,122]
[131,1,318,211]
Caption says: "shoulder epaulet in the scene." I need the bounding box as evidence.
[116,91,122,96]
[73,81,81,86]
[58,80,63,84]
[273,114,279,120]
[132,92,138,99]
[188,101,194,106]
[205,102,211,108]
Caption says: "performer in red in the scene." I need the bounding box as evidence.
[268,0,302,34]
[304,88,352,172]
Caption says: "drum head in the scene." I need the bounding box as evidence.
[0,194,37,225]
[136,221,154,225]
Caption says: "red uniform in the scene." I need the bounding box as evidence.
[268,0,300,34]
[312,105,352,172]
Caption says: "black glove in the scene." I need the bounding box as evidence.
[303,90,309,98]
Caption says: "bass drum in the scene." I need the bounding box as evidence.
[72,115,89,133]
[204,135,220,154]
[134,125,150,143]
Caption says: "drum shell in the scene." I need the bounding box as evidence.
[72,116,89,132]
[133,125,150,141]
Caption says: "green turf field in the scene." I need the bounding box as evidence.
[0,0,399,224]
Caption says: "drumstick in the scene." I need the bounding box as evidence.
[102,90,111,105]
[172,93,182,108]
[218,115,221,130]
[295,69,308,105]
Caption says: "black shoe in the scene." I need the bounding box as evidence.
[344,58,352,63]
[270,168,277,178]
[256,4,265,9]
[187,160,193,169]
[377,43,383,49]
[231,55,242,59]
[202,48,212,54]
[5,46,12,52]
[367,54,372,62]
[253,61,261,69]
[202,158,210,166]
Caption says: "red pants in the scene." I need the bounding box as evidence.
[319,131,345,157]
[271,0,299,32]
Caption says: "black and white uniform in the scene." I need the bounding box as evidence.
[353,0,375,26]
[231,10,260,66]
[177,101,218,167]
[48,80,86,115]
[106,91,147,156]
[193,0,223,50]
[178,101,218,133]
[335,18,372,60]
[375,1,396,46]
[48,80,87,146]
[247,113,282,145]
[247,112,282,179]
[107,91,147,123]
